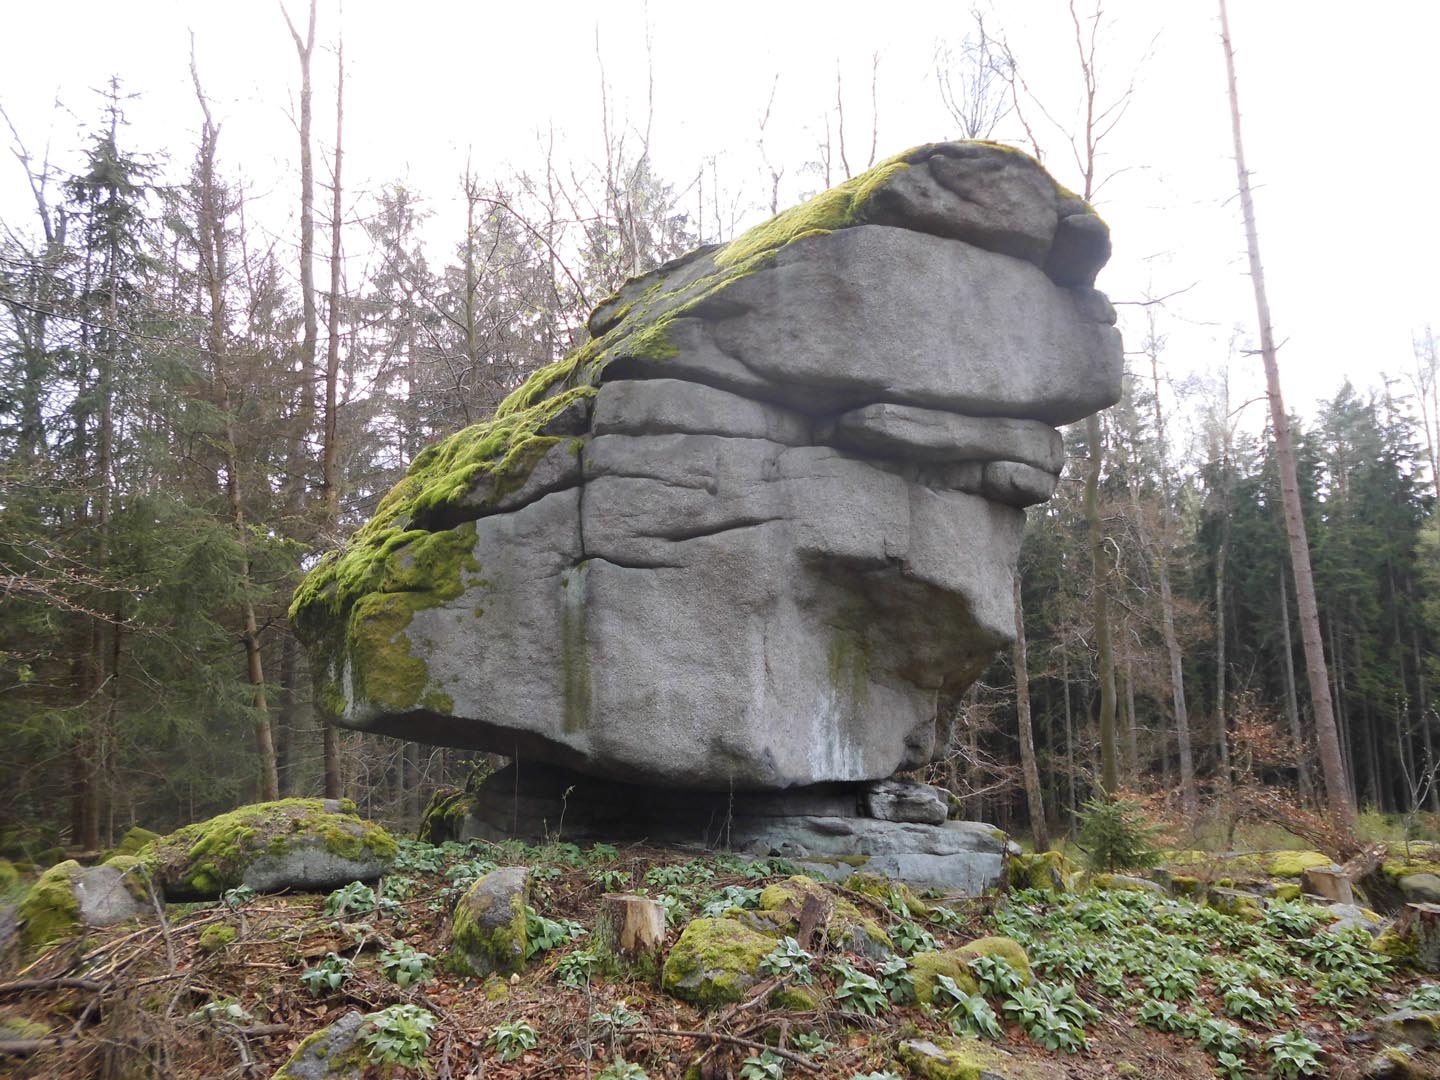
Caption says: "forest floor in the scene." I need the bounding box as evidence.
[2,838,1438,1080]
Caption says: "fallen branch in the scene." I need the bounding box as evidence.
[0,977,104,995]
[629,1026,821,1073]
[0,1037,62,1056]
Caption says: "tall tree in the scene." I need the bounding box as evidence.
[1218,0,1352,822]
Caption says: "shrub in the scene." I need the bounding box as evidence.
[1076,797,1161,872]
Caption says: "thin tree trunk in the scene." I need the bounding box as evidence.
[1012,572,1049,851]
[320,34,344,522]
[193,57,280,801]
[1062,648,1077,837]
[1122,626,1138,777]
[1279,573,1311,799]
[1219,0,1353,822]
[1085,413,1119,794]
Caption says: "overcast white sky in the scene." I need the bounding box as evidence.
[3,1,1437,453]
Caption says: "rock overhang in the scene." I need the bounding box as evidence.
[290,139,1123,791]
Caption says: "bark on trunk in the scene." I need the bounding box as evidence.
[1012,572,1050,851]
[1219,0,1353,822]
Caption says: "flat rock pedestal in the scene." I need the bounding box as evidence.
[439,764,1013,894]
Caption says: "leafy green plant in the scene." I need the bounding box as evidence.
[792,1032,831,1056]
[1215,1050,1248,1080]
[379,942,434,988]
[590,1002,641,1041]
[593,867,631,891]
[189,999,253,1025]
[877,955,914,1004]
[761,936,814,983]
[299,952,351,996]
[1263,1031,1323,1078]
[489,1019,540,1062]
[1196,1016,1249,1057]
[220,885,256,909]
[1035,981,1098,1027]
[928,904,966,931]
[324,881,377,917]
[968,953,1025,998]
[945,989,1003,1039]
[1002,986,1085,1052]
[1142,963,1200,1002]
[447,857,498,888]
[597,1061,648,1080]
[1223,984,1278,1024]
[362,1004,438,1068]
[892,921,938,955]
[1076,796,1161,872]
[1137,999,1188,1033]
[701,885,762,918]
[1262,901,1321,939]
[525,907,585,959]
[556,947,599,988]
[739,1049,785,1080]
[832,962,889,1017]
[1400,983,1440,1010]
[392,839,446,874]
[588,842,620,863]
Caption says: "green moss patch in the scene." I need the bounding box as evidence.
[661,917,778,1006]
[450,867,529,977]
[1008,850,1077,894]
[199,924,238,952]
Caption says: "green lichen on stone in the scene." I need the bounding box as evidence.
[18,860,81,951]
[661,917,778,1006]
[1206,888,1265,921]
[897,1036,994,1080]
[1271,882,1302,902]
[1008,850,1077,894]
[418,787,473,843]
[0,1010,52,1041]
[715,153,911,269]
[271,1013,371,1080]
[450,876,528,977]
[768,985,822,1011]
[101,854,154,903]
[108,826,160,860]
[142,799,397,899]
[199,924,238,952]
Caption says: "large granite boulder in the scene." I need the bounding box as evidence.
[291,141,1122,792]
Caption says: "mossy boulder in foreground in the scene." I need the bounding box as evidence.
[449,865,530,977]
[909,936,1032,1005]
[18,856,151,951]
[141,798,397,901]
[661,917,779,1006]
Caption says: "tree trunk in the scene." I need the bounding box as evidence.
[320,35,344,522]
[1219,0,1353,823]
[1084,413,1119,794]
[1012,572,1050,852]
[1278,573,1312,800]
[594,894,667,980]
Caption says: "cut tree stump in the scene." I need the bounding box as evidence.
[594,894,667,981]
[1302,864,1354,905]
[1389,903,1440,973]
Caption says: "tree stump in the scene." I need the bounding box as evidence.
[594,894,667,981]
[1302,865,1354,905]
[1388,903,1440,973]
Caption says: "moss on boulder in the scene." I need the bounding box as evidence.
[1008,850,1077,894]
[271,1009,370,1080]
[849,872,929,917]
[661,917,778,1006]
[909,936,1032,1005]
[449,866,529,977]
[17,860,81,951]
[108,826,160,860]
[142,799,397,901]
[418,786,473,844]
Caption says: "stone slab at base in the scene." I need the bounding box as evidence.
[442,764,1010,894]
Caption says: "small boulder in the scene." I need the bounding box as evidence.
[1375,1007,1440,1049]
[910,936,1030,1004]
[18,858,150,950]
[1207,887,1265,921]
[661,917,777,1006]
[449,866,530,977]
[1090,873,1165,895]
[143,799,397,901]
[270,1010,368,1080]
[1400,873,1440,905]
[1326,903,1385,937]
[861,779,949,825]
[898,1034,1064,1080]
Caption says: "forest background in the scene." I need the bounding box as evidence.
[1,0,1437,857]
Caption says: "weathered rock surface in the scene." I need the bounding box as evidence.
[270,1010,368,1080]
[861,778,949,825]
[141,799,397,901]
[18,858,150,950]
[291,140,1121,794]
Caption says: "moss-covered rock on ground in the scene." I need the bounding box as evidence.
[1008,850,1077,894]
[449,866,530,977]
[909,936,1032,1005]
[849,872,930,917]
[141,799,397,901]
[17,859,81,950]
[661,917,778,1006]
[199,924,238,952]
[897,1035,1062,1080]
[108,826,160,860]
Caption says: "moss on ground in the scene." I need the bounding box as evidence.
[142,799,397,899]
[199,924,237,952]
[18,860,81,950]
[661,917,778,1006]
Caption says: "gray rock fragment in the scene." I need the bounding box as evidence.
[861,778,949,825]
